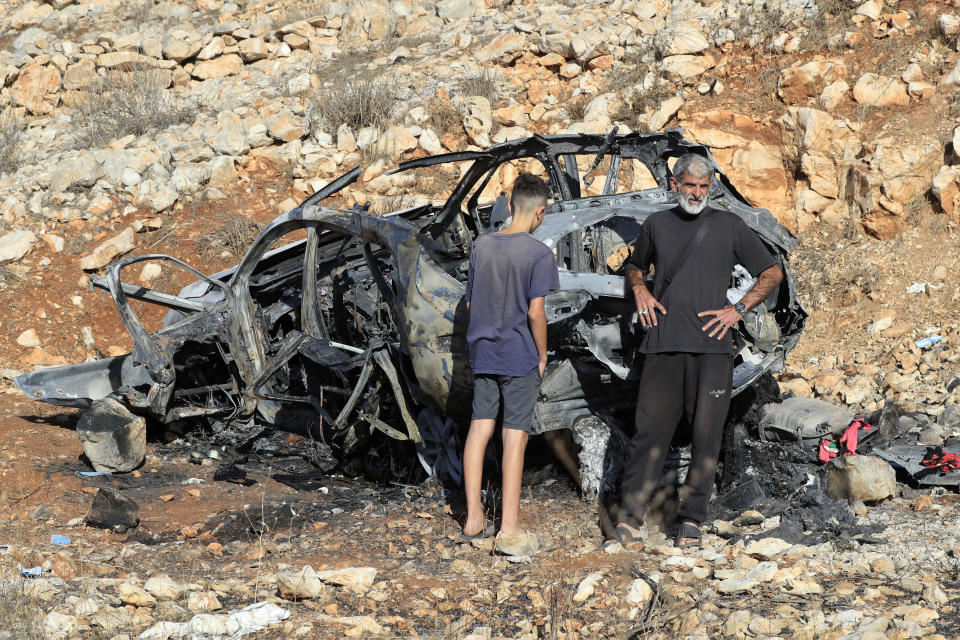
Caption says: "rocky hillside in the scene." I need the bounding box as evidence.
[0,0,957,415]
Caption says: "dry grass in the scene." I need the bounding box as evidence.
[71,65,197,149]
[794,0,851,52]
[123,0,154,24]
[426,95,462,139]
[0,110,26,176]
[308,74,399,136]
[198,214,262,262]
[0,577,44,640]
[456,70,499,104]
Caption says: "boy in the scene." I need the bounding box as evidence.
[461,174,559,554]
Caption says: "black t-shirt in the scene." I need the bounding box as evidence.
[625,206,777,354]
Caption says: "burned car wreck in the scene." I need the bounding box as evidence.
[17,130,807,491]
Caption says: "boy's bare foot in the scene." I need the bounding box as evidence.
[462,516,488,538]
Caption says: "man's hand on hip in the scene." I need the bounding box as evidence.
[698,305,742,340]
[635,288,667,328]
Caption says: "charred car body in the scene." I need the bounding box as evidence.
[17,130,807,487]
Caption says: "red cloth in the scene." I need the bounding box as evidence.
[818,440,839,464]
[819,419,873,464]
[839,418,873,456]
[921,447,960,472]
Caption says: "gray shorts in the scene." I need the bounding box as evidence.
[471,367,542,432]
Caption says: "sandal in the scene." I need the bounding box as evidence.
[674,521,701,549]
[612,523,645,550]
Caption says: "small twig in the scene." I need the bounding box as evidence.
[146,225,179,250]
[9,482,45,504]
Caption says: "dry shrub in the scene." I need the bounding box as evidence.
[456,70,499,104]
[0,578,44,640]
[71,65,197,149]
[199,214,262,262]
[566,95,589,123]
[426,95,462,139]
[308,74,399,135]
[123,0,154,23]
[0,110,25,175]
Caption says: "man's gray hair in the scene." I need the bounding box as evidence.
[672,154,714,182]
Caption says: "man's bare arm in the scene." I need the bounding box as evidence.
[698,264,783,340]
[528,296,548,377]
[627,265,667,328]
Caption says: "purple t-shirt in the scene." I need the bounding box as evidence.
[465,233,560,376]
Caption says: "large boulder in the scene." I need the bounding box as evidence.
[50,155,103,193]
[778,59,847,105]
[822,455,897,502]
[455,96,492,147]
[932,164,960,216]
[655,20,710,56]
[659,54,715,82]
[12,63,61,115]
[190,54,242,80]
[475,33,527,65]
[853,73,908,108]
[77,397,146,472]
[0,230,37,263]
[79,226,136,270]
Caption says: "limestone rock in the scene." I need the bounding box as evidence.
[266,110,307,142]
[823,455,897,502]
[13,63,61,115]
[455,96,492,147]
[277,566,328,599]
[437,0,476,22]
[373,126,418,159]
[315,567,378,592]
[144,575,186,601]
[475,33,526,65]
[853,74,908,108]
[778,59,847,104]
[238,38,269,63]
[659,54,715,82]
[932,164,960,216]
[77,397,146,472]
[819,80,849,111]
[648,96,683,131]
[571,31,609,64]
[728,142,789,215]
[79,227,135,270]
[119,583,156,607]
[162,28,204,62]
[625,578,654,606]
[11,2,54,30]
[744,537,792,559]
[51,155,103,193]
[655,20,710,56]
[191,54,242,80]
[572,572,603,603]
[187,591,221,612]
[16,329,41,348]
[0,229,37,263]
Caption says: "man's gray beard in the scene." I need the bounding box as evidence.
[678,194,707,215]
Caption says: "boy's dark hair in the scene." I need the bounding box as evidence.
[510,173,551,216]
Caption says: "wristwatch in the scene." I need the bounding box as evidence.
[733,301,746,315]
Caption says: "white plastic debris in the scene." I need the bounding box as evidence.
[137,602,290,639]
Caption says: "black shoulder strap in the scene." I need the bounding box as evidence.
[654,212,715,300]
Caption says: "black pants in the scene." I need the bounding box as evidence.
[620,352,733,525]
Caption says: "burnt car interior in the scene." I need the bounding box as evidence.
[17,130,807,486]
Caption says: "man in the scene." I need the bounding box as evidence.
[613,154,783,549]
[461,174,559,555]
